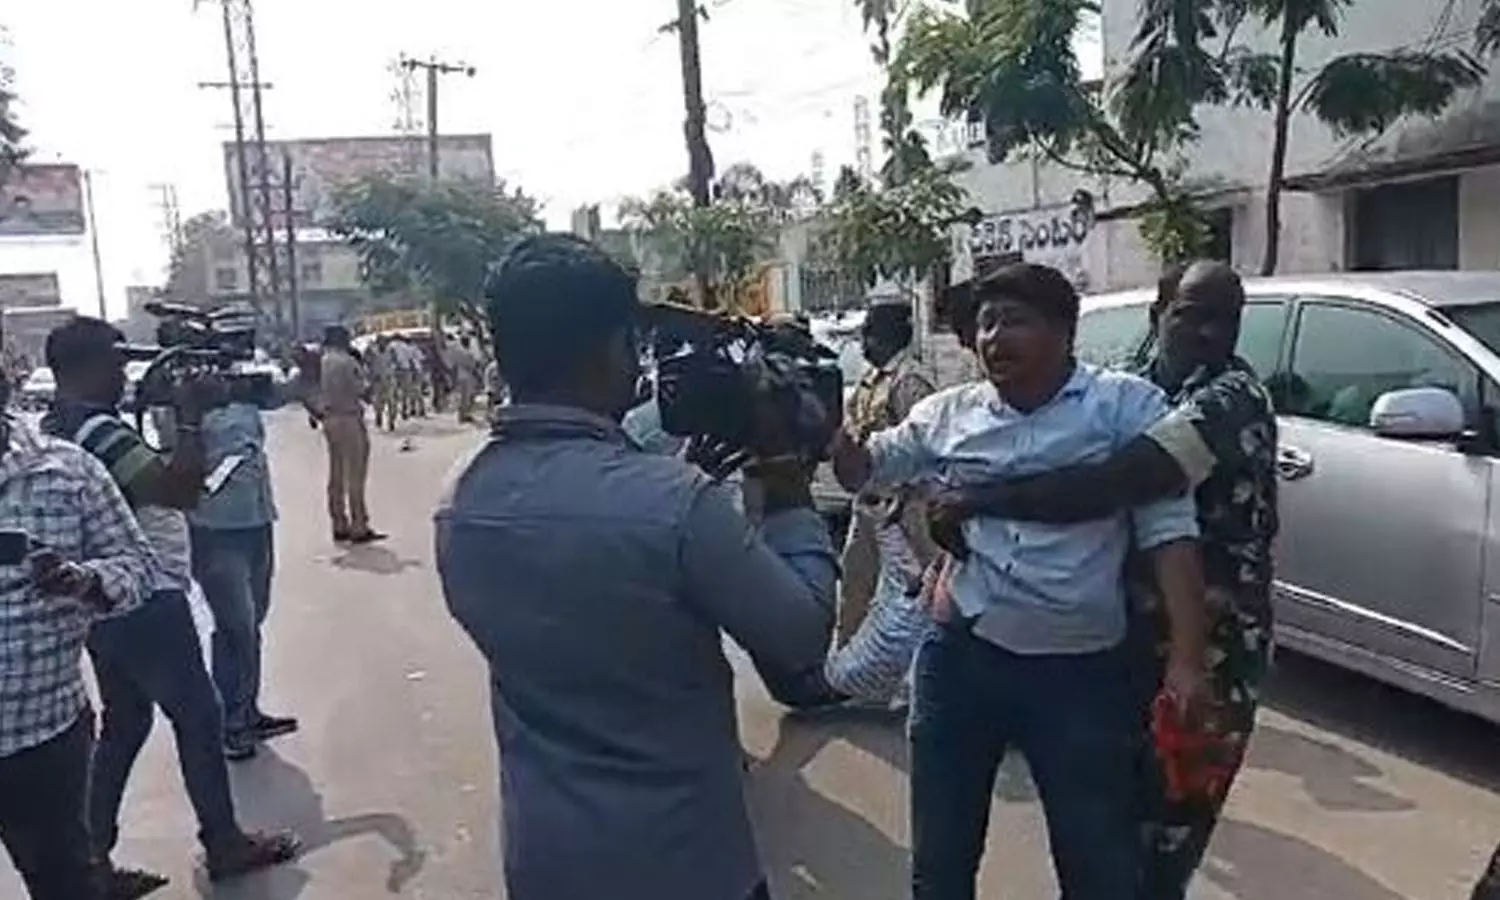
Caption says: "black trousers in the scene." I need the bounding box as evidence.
[748,882,771,900]
[0,712,99,900]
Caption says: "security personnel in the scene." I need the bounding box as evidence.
[837,300,938,646]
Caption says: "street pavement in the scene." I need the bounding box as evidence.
[4,408,1500,899]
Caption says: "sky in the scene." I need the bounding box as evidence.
[0,0,1096,320]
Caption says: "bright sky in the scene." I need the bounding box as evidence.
[0,0,1097,320]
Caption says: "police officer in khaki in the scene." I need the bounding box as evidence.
[838,300,938,645]
[310,325,385,544]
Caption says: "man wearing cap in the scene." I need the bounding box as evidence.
[837,300,938,649]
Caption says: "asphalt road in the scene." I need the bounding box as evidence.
[4,409,1500,899]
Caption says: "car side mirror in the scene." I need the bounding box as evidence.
[1369,387,1465,439]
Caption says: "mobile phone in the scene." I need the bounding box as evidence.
[0,529,34,566]
[204,455,246,495]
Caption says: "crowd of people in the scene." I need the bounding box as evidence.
[436,233,1281,900]
[4,232,1496,900]
[0,316,300,900]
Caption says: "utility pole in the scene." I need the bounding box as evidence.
[207,0,260,314]
[82,170,106,319]
[397,54,475,180]
[242,0,284,335]
[666,0,715,306]
[282,150,301,342]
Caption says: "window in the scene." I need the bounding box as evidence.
[213,267,238,292]
[1279,301,1478,429]
[1236,299,1290,378]
[300,261,323,286]
[1075,302,1151,368]
[1351,176,1458,271]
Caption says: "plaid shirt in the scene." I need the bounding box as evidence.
[0,418,157,758]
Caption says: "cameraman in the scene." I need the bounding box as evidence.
[436,235,837,900]
[43,318,297,894]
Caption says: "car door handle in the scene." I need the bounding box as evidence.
[1277,445,1314,480]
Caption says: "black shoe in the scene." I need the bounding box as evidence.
[102,865,169,900]
[349,530,387,544]
[224,732,258,762]
[333,529,353,543]
[252,713,299,741]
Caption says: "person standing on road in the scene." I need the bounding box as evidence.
[312,325,383,544]
[185,388,300,762]
[830,263,1211,900]
[368,336,399,432]
[0,396,157,900]
[43,318,298,897]
[446,336,482,424]
[436,234,838,900]
[837,301,938,649]
[926,261,1279,899]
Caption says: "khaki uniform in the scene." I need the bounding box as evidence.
[318,348,372,536]
[447,343,482,423]
[838,349,938,645]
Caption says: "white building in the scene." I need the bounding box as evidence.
[950,0,1500,292]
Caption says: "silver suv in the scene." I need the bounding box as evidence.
[1076,271,1500,724]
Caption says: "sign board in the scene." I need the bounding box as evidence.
[222,134,495,229]
[950,196,1095,289]
[0,273,62,308]
[0,165,86,237]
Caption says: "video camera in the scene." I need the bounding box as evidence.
[640,302,844,462]
[120,300,273,415]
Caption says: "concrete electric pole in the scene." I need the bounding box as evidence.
[397,55,475,180]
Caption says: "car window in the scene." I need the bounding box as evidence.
[1236,299,1290,378]
[1279,300,1480,429]
[1075,302,1151,368]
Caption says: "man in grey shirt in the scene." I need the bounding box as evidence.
[435,235,838,900]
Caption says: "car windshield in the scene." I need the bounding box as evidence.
[1442,303,1500,357]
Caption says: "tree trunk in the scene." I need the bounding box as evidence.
[674,0,715,307]
[1260,23,1299,276]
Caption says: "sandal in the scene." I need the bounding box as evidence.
[101,865,169,900]
[205,830,301,882]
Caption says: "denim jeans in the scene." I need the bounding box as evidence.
[190,524,274,738]
[909,624,1140,900]
[87,589,241,857]
[0,712,98,900]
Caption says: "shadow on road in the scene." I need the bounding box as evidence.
[331,547,424,576]
[748,712,909,900]
[1203,818,1407,899]
[199,750,426,899]
[1261,651,1500,794]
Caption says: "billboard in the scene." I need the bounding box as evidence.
[0,164,87,237]
[223,135,495,228]
[0,273,62,308]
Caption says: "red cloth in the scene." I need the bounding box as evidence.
[1150,691,1240,803]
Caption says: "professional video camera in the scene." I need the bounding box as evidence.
[120,300,273,415]
[640,302,844,462]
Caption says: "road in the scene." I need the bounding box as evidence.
[4,408,1500,899]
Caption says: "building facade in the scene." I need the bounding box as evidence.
[949,0,1500,294]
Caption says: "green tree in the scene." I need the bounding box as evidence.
[0,36,26,187]
[620,164,805,309]
[1133,0,1486,274]
[327,175,542,321]
[896,0,1215,264]
[817,162,970,288]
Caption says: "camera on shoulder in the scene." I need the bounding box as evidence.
[120,301,274,418]
[640,302,844,463]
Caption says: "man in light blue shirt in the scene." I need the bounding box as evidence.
[832,263,1209,900]
[186,394,299,761]
[436,235,836,900]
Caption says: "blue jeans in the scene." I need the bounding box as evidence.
[87,590,240,857]
[909,625,1140,900]
[191,524,274,738]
